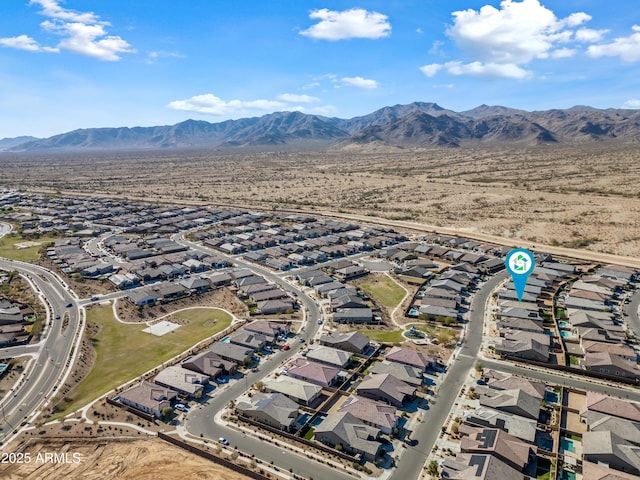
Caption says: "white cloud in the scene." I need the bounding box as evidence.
[575,28,608,43]
[299,8,391,40]
[419,64,443,77]
[563,12,591,28]
[277,93,319,103]
[311,105,337,115]
[550,47,576,58]
[146,51,186,64]
[167,94,289,116]
[0,34,58,52]
[444,61,531,79]
[587,26,640,62]
[1,0,134,61]
[622,99,640,109]
[341,76,379,89]
[30,0,100,23]
[301,82,320,90]
[426,0,598,79]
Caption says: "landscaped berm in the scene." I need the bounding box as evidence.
[50,306,232,419]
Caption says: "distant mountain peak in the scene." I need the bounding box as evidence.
[5,102,640,152]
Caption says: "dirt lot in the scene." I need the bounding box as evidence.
[2,143,640,257]
[0,438,248,480]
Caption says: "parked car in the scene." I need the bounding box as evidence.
[299,337,305,343]
[283,344,290,351]
[218,437,229,446]
[174,403,189,412]
[317,319,323,325]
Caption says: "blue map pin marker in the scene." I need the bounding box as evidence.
[505,248,535,302]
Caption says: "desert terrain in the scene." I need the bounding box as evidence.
[0,438,247,480]
[1,142,639,256]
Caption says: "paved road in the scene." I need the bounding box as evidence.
[390,271,509,480]
[623,290,640,339]
[173,236,356,480]
[0,258,82,444]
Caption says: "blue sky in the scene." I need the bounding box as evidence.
[1,0,639,138]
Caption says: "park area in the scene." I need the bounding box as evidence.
[358,274,406,309]
[50,306,232,419]
[0,232,56,263]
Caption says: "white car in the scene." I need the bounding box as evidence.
[218,437,229,446]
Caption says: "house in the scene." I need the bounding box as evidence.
[314,412,382,462]
[583,392,640,423]
[338,397,399,435]
[206,272,233,286]
[127,288,159,307]
[582,352,640,381]
[229,330,268,352]
[236,392,300,432]
[334,265,369,281]
[118,381,177,418]
[150,281,189,303]
[179,276,211,293]
[369,361,423,387]
[319,331,370,354]
[330,294,368,311]
[355,373,416,408]
[586,410,640,446]
[495,332,550,363]
[154,365,208,397]
[182,351,236,378]
[263,376,323,406]
[583,431,640,475]
[465,408,538,443]
[581,461,640,480]
[209,342,253,365]
[287,358,343,387]
[476,387,541,420]
[305,345,351,368]
[417,304,459,322]
[459,425,537,473]
[483,370,545,400]
[440,453,521,480]
[332,307,374,324]
[582,340,637,361]
[385,346,437,372]
[257,299,293,315]
[244,320,291,343]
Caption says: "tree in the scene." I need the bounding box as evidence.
[161,406,173,419]
[427,460,439,478]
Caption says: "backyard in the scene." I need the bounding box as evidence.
[50,305,232,419]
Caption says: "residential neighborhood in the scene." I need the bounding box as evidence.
[0,189,639,480]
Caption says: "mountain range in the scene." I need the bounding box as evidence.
[3,102,640,152]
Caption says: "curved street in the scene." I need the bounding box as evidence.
[0,257,82,444]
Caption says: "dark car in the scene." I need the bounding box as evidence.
[66,303,73,308]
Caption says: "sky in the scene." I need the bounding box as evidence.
[1,0,640,138]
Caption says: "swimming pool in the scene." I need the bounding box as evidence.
[221,335,230,343]
[558,321,571,329]
[409,309,419,316]
[560,331,570,338]
[560,438,576,453]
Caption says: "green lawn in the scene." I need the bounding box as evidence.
[0,232,56,262]
[357,328,405,343]
[51,306,232,420]
[359,274,406,309]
